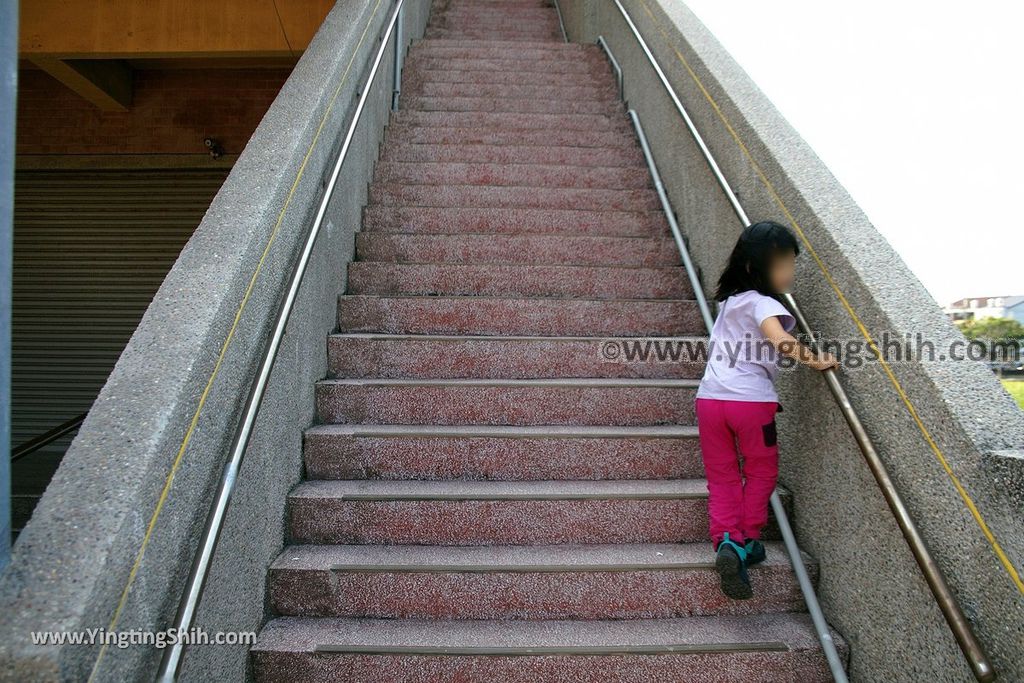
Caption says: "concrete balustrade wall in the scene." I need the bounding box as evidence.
[0,1,430,680]
[560,1,1024,681]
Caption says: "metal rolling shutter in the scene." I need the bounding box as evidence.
[10,168,230,534]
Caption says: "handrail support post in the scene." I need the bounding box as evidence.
[391,1,403,111]
[596,36,623,102]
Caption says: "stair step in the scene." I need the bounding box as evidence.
[432,0,557,6]
[423,28,563,40]
[392,110,628,132]
[403,79,614,102]
[362,205,667,236]
[409,42,599,59]
[368,183,660,212]
[436,1,553,7]
[286,479,792,545]
[402,68,612,87]
[427,12,561,24]
[314,377,699,426]
[423,22,560,31]
[424,26,559,32]
[337,295,703,336]
[425,8,561,18]
[346,263,690,299]
[405,55,602,76]
[382,123,635,148]
[354,232,679,266]
[268,541,816,619]
[379,142,643,167]
[326,333,706,379]
[404,81,619,102]
[302,424,703,480]
[252,612,847,682]
[414,38,580,50]
[425,24,563,37]
[426,8,562,20]
[371,161,649,190]
[399,95,620,115]
[433,0,558,7]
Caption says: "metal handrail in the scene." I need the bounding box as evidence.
[628,106,848,683]
[596,36,623,100]
[552,0,567,42]
[391,0,404,111]
[153,1,406,679]
[608,1,995,680]
[10,412,87,462]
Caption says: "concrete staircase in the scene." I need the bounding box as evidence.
[250,0,850,680]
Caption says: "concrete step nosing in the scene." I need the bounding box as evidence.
[311,641,792,655]
[303,424,701,438]
[378,156,646,171]
[252,613,842,657]
[271,540,813,573]
[363,203,657,215]
[399,96,623,109]
[296,491,716,501]
[357,230,669,238]
[384,122,633,134]
[373,160,647,173]
[328,333,707,342]
[348,261,682,272]
[339,294,691,303]
[379,142,643,153]
[290,482,792,502]
[317,377,702,388]
[369,182,652,194]
[322,562,719,572]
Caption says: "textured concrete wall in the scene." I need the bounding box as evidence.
[0,1,429,681]
[562,2,1024,681]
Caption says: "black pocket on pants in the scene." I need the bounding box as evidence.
[762,420,778,447]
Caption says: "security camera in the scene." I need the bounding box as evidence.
[204,137,224,158]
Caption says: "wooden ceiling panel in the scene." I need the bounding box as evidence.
[19,0,336,58]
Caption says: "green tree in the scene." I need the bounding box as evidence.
[958,317,1024,378]
[959,317,1024,341]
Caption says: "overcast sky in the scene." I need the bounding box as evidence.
[684,1,1022,308]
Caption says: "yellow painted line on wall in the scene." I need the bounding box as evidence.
[85,1,386,679]
[634,0,1022,595]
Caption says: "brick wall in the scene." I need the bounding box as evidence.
[16,67,292,155]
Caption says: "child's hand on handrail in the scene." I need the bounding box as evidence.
[807,351,839,371]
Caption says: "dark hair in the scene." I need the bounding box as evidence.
[712,220,800,301]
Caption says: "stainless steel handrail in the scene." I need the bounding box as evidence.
[609,1,995,680]
[153,1,406,679]
[628,107,848,683]
[621,109,709,332]
[552,0,568,42]
[391,1,403,110]
[10,412,87,462]
[596,36,623,100]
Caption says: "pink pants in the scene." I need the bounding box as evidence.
[694,397,781,548]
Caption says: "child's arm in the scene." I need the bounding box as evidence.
[760,316,839,371]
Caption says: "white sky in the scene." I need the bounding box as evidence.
[683,1,1023,307]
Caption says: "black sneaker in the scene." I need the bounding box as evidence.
[744,538,766,566]
[714,532,752,599]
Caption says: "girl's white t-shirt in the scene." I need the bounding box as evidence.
[695,289,797,402]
